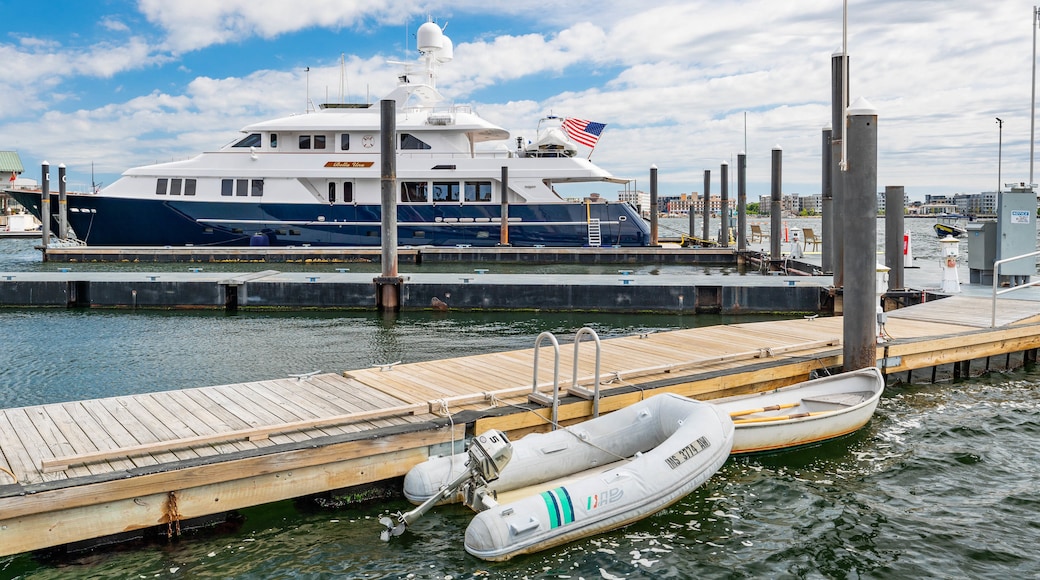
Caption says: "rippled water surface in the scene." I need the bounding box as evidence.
[1,219,1038,578]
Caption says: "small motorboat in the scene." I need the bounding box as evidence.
[933,215,968,238]
[710,366,885,454]
[393,393,733,561]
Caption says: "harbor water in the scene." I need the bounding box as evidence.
[1,219,1038,578]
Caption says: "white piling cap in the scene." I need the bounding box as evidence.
[721,161,728,166]
[772,144,782,151]
[847,96,877,116]
[650,164,658,170]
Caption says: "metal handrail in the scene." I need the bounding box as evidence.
[566,327,603,417]
[991,249,1040,327]
[527,331,562,429]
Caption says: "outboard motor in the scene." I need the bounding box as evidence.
[380,429,513,540]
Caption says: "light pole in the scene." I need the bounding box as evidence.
[997,117,1004,195]
[1032,6,1038,184]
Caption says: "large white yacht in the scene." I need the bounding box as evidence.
[9,22,650,248]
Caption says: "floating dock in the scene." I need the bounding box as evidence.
[36,245,736,265]
[3,294,1040,557]
[0,270,827,313]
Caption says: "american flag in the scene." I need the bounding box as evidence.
[563,118,607,149]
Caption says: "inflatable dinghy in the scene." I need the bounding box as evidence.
[400,393,733,561]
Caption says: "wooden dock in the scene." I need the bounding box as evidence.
[3,295,1040,556]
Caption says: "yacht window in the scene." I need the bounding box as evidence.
[340,134,350,151]
[314,135,327,149]
[251,179,264,197]
[169,178,182,196]
[433,182,460,202]
[343,182,353,203]
[155,178,168,195]
[328,182,336,204]
[184,179,197,196]
[270,133,278,148]
[233,133,262,148]
[465,181,493,202]
[401,181,428,203]
[236,179,249,196]
[400,133,431,150]
[299,135,312,150]
[221,179,234,196]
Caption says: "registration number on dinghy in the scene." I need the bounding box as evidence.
[665,436,711,470]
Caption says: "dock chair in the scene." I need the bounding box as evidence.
[750,224,768,243]
[802,227,821,251]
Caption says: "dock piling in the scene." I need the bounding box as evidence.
[702,170,711,243]
[499,166,510,246]
[376,99,403,310]
[58,164,68,241]
[842,97,879,372]
[40,161,50,250]
[885,185,905,290]
[770,146,782,260]
[720,161,729,247]
[830,51,849,287]
[821,128,833,273]
[737,152,747,252]
[650,165,659,246]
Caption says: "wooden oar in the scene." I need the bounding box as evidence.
[733,410,834,424]
[728,402,800,418]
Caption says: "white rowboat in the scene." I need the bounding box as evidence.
[714,366,885,454]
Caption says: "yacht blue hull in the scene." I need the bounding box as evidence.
[6,190,650,247]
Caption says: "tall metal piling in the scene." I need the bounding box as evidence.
[821,128,833,273]
[769,146,782,260]
[375,99,402,311]
[40,161,50,250]
[650,165,659,245]
[737,152,747,251]
[830,51,848,286]
[701,170,711,242]
[719,161,729,247]
[58,163,68,241]
[842,98,878,372]
[885,185,905,290]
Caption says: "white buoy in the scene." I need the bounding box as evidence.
[939,235,961,293]
[903,230,914,268]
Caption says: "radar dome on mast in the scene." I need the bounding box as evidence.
[437,36,453,63]
[417,21,444,55]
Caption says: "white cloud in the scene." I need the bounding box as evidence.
[3,0,1039,199]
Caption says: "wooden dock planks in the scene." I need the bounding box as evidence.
[4,299,1040,557]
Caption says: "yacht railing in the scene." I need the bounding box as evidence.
[991,249,1040,327]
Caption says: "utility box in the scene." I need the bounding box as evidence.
[967,221,996,285]
[997,184,1037,284]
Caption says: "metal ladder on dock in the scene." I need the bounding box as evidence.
[528,327,603,428]
[587,218,602,247]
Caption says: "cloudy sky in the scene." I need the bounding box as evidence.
[1,0,1037,200]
